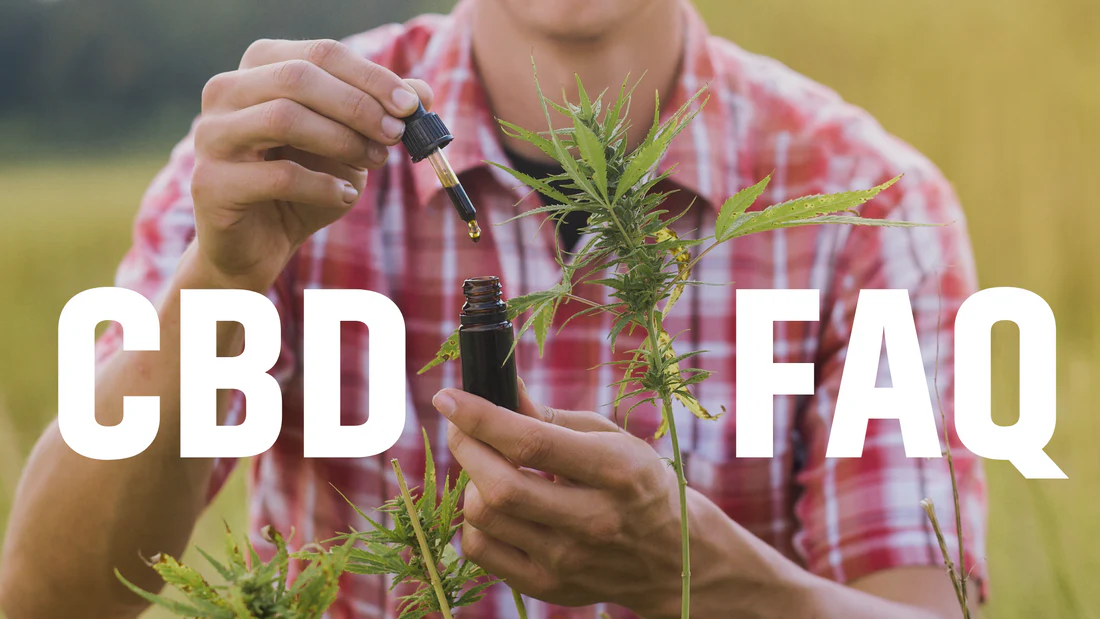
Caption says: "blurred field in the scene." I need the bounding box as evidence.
[694,0,1100,616]
[0,0,1097,617]
[0,160,250,619]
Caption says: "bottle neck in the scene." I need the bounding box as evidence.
[460,276,508,326]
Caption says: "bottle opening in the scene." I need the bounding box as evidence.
[461,276,507,321]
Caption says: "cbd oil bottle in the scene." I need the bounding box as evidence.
[458,276,519,411]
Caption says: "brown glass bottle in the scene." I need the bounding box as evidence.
[459,276,519,411]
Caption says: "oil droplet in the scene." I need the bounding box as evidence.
[467,219,482,243]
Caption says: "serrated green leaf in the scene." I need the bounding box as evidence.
[554,137,603,204]
[418,329,460,374]
[575,74,593,117]
[776,214,938,229]
[531,298,556,356]
[573,118,608,201]
[732,176,902,238]
[486,160,574,205]
[716,174,771,240]
[115,570,212,617]
[614,130,670,205]
[497,119,558,161]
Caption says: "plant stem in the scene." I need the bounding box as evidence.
[392,459,454,619]
[928,281,972,619]
[663,390,691,619]
[647,312,691,619]
[511,587,529,619]
[920,499,968,615]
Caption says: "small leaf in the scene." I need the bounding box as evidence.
[655,227,691,316]
[498,119,557,161]
[673,390,718,421]
[716,175,771,240]
[575,73,593,117]
[418,330,460,374]
[573,118,608,201]
[486,161,573,205]
[196,546,234,582]
[614,131,668,205]
[115,570,210,616]
[531,298,556,357]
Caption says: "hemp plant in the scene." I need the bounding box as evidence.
[325,432,496,618]
[116,433,499,618]
[421,66,923,618]
[114,525,354,618]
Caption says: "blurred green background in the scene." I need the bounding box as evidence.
[0,0,1097,617]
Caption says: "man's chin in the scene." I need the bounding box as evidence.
[494,0,648,42]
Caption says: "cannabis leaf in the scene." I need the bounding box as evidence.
[115,525,354,619]
[715,174,771,239]
[418,330,459,375]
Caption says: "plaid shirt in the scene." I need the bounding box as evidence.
[97,2,988,616]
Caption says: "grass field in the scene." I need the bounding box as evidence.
[1,0,1098,616]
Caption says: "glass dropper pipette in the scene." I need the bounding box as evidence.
[401,101,481,242]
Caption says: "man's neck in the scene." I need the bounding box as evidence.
[469,0,687,163]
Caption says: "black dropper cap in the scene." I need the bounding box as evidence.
[401,101,453,162]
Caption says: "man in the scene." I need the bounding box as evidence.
[0,0,986,617]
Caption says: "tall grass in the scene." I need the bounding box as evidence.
[0,159,249,619]
[0,1,1097,616]
[697,1,1100,616]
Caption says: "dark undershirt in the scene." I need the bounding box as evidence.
[504,151,590,252]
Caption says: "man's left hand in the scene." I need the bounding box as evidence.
[432,382,683,612]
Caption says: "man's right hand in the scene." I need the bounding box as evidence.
[191,38,433,292]
[0,38,436,619]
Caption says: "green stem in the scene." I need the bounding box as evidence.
[647,312,691,619]
[662,390,691,619]
[392,459,454,619]
[511,587,529,619]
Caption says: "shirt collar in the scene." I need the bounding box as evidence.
[655,4,727,212]
[408,1,728,212]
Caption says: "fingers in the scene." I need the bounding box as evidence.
[445,419,612,531]
[463,480,557,556]
[205,61,406,146]
[461,523,545,591]
[192,159,362,211]
[197,99,388,169]
[435,389,623,486]
[238,38,423,118]
[516,378,621,433]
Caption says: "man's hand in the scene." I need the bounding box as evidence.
[432,382,685,614]
[435,383,978,619]
[191,38,433,292]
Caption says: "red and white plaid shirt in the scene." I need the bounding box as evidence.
[98,2,987,616]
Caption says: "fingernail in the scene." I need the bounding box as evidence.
[369,142,388,165]
[381,115,405,140]
[341,181,358,204]
[391,87,419,114]
[433,391,456,418]
[517,377,527,393]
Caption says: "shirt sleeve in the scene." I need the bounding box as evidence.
[791,166,990,600]
[94,124,299,504]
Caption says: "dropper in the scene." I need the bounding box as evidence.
[401,101,481,242]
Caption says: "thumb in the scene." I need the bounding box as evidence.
[516,377,621,433]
